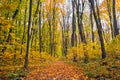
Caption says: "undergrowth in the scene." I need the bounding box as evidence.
[65,35,120,80]
[0,52,58,79]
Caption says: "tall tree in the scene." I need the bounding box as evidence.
[52,0,56,57]
[20,0,28,54]
[39,0,42,53]
[76,0,86,43]
[112,0,119,37]
[89,0,106,59]
[47,0,53,56]
[24,0,32,68]
[71,0,77,47]
[106,0,114,38]
[89,3,94,43]
[12,0,22,19]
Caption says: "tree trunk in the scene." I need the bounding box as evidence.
[52,0,56,57]
[39,1,42,53]
[20,0,27,54]
[12,0,22,19]
[76,0,86,43]
[89,0,106,59]
[106,0,114,39]
[71,0,77,47]
[112,0,119,37]
[89,4,94,43]
[24,0,32,68]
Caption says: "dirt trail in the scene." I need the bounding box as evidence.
[22,61,88,80]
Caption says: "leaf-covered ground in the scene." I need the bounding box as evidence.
[22,61,88,80]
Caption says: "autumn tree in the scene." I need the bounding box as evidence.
[75,0,86,43]
[71,0,77,47]
[20,0,28,54]
[24,0,32,68]
[106,0,114,38]
[112,0,119,37]
[89,2,94,43]
[60,10,68,56]
[39,0,42,53]
[89,0,106,59]
[100,0,120,39]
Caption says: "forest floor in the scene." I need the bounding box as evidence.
[21,60,88,80]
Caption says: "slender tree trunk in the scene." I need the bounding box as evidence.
[24,0,32,68]
[12,0,22,19]
[89,4,94,43]
[20,0,28,54]
[39,1,42,53]
[48,0,53,56]
[96,0,106,59]
[71,0,77,47]
[112,0,119,37]
[62,25,65,56]
[42,6,46,52]
[33,0,40,19]
[106,0,114,39]
[60,14,66,56]
[65,15,70,56]
[48,17,53,56]
[76,0,86,43]
[89,0,106,59]
[52,0,56,57]
[76,0,88,63]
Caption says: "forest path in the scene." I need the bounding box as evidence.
[22,60,88,80]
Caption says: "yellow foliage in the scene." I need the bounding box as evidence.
[67,42,102,61]
[106,34,120,58]
[3,52,14,60]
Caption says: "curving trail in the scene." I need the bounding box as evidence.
[22,61,88,80]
